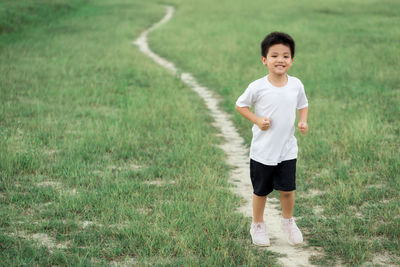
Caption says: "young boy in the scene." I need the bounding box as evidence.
[235,32,308,247]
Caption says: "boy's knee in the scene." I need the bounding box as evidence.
[279,190,294,197]
[253,193,268,199]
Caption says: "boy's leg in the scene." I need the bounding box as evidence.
[279,190,303,245]
[274,160,303,245]
[250,193,270,246]
[274,159,296,218]
[279,190,295,218]
[250,159,274,223]
[249,159,273,246]
[252,194,267,223]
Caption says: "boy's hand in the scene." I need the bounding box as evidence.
[298,122,308,134]
[257,117,271,131]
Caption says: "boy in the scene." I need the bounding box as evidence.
[235,32,308,247]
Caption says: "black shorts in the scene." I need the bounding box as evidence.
[250,158,297,196]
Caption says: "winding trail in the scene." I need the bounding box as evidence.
[134,6,318,266]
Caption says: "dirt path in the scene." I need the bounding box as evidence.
[134,6,318,266]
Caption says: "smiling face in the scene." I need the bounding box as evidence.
[261,44,294,76]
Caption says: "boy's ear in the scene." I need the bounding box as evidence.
[261,56,267,66]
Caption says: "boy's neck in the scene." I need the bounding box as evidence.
[267,73,288,87]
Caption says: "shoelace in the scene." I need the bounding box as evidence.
[285,219,300,234]
[255,223,265,234]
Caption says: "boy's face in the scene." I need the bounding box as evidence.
[261,44,293,76]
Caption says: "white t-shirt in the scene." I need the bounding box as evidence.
[236,74,308,166]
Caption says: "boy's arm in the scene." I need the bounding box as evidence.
[297,107,308,134]
[235,105,270,131]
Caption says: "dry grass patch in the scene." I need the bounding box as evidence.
[109,256,137,267]
[143,180,176,186]
[81,220,103,229]
[36,181,62,188]
[92,162,143,176]
[313,205,325,216]
[66,188,78,195]
[371,251,400,266]
[366,183,385,189]
[136,207,151,215]
[36,181,77,195]
[312,168,331,179]
[308,189,326,197]
[108,162,142,172]
[42,149,59,158]
[7,231,70,252]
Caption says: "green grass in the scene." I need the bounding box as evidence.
[1,0,399,266]
[0,0,277,265]
[151,0,400,265]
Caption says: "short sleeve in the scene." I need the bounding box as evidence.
[236,85,256,108]
[297,82,308,109]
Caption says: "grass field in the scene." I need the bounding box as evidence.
[1,0,399,266]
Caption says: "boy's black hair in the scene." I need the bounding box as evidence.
[261,32,295,58]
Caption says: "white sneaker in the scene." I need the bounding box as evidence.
[281,217,303,245]
[250,222,270,247]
